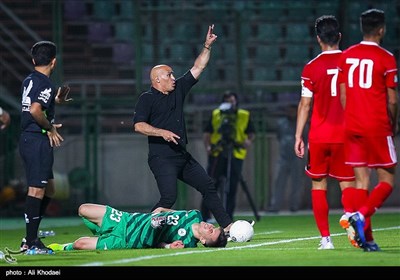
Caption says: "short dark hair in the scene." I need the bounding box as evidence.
[222,90,238,103]
[31,41,57,66]
[315,15,340,46]
[204,229,228,248]
[360,9,385,36]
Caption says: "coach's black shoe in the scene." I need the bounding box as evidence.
[20,238,28,252]
[24,238,54,255]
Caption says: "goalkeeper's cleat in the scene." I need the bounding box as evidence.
[318,236,334,250]
[349,212,366,248]
[339,214,359,248]
[48,243,70,251]
[363,242,381,252]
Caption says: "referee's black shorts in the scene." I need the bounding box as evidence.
[19,131,54,187]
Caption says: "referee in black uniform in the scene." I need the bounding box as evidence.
[133,25,233,232]
[19,41,68,254]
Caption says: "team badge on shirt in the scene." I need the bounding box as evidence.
[178,228,186,237]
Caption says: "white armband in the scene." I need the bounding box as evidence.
[164,244,171,249]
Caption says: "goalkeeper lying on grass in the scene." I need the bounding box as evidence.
[49,203,227,251]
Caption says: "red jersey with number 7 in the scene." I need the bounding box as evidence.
[301,50,344,143]
[338,41,398,136]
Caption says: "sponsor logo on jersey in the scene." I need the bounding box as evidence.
[151,216,166,229]
[22,80,33,112]
[38,88,52,103]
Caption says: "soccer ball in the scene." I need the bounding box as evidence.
[229,220,254,242]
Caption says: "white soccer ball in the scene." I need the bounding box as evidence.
[229,220,254,242]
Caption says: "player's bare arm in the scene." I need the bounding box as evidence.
[387,87,399,135]
[294,98,309,158]
[158,240,184,249]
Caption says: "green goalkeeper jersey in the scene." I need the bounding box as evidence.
[86,206,203,249]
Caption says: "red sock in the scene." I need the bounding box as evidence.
[359,182,393,217]
[354,189,368,210]
[341,187,357,213]
[312,189,329,237]
[351,188,373,241]
[364,217,373,242]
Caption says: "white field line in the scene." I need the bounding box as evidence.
[81,226,400,266]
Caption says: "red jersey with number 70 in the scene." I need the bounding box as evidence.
[338,41,398,136]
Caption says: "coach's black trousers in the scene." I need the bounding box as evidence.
[148,151,232,228]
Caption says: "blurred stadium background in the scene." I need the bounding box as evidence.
[0,0,399,216]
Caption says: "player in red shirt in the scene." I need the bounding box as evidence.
[295,15,356,250]
[338,9,398,252]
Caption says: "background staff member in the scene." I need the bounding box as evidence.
[201,91,255,221]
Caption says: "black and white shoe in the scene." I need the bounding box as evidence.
[24,238,54,255]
